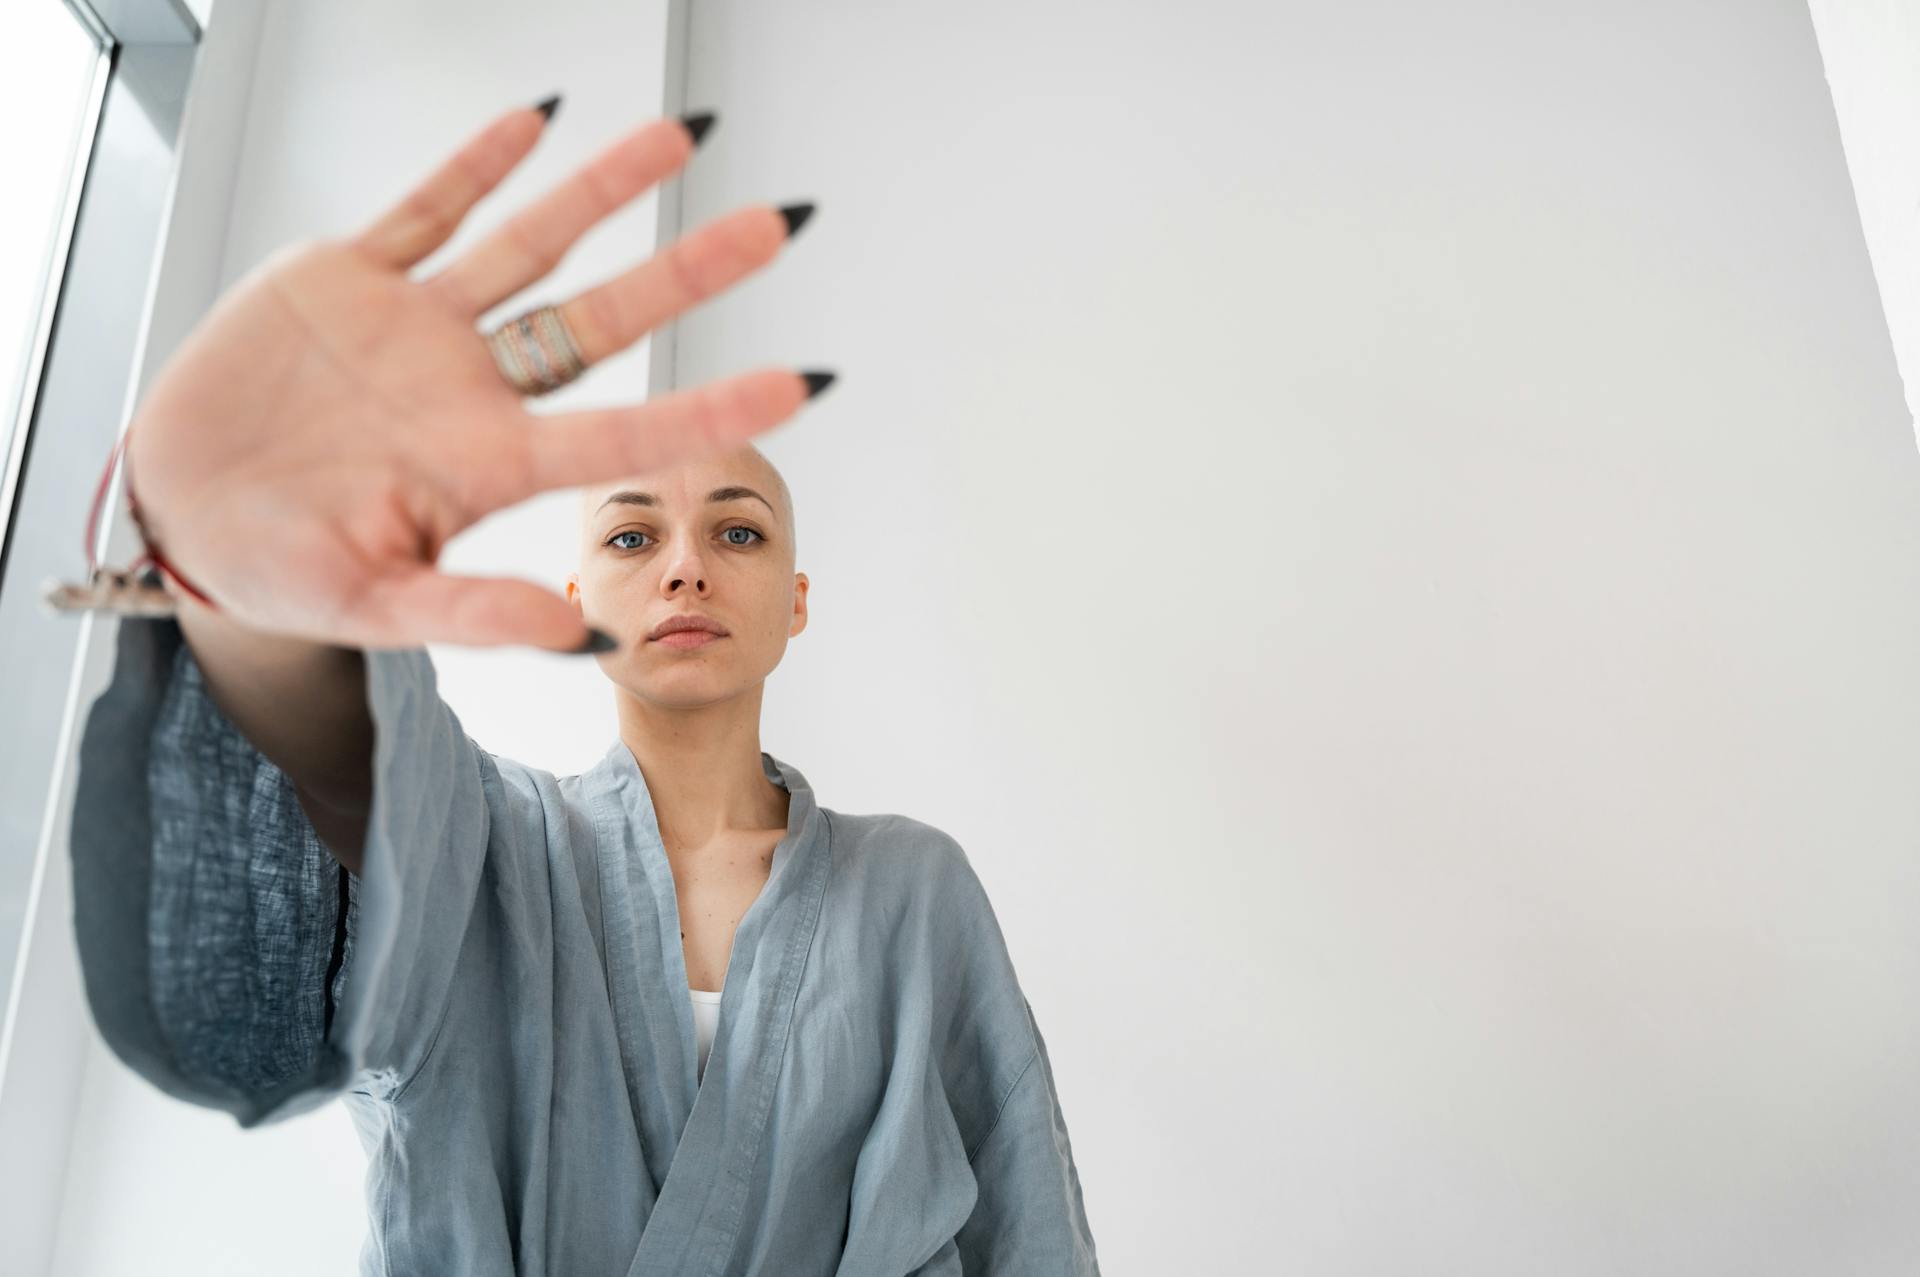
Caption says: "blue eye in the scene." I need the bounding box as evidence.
[604,526,764,551]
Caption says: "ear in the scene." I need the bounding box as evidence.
[789,572,809,638]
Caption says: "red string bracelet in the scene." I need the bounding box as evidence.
[86,426,219,611]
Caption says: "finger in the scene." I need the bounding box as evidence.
[556,202,813,366]
[352,99,555,272]
[424,113,712,318]
[355,566,606,653]
[518,367,831,499]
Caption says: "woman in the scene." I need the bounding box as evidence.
[65,98,1099,1275]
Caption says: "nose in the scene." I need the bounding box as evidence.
[668,556,714,595]
[661,542,710,596]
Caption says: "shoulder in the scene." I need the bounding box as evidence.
[820,808,996,916]
[826,808,965,862]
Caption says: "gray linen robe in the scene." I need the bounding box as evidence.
[67,615,1099,1275]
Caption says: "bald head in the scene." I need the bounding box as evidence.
[578,443,796,557]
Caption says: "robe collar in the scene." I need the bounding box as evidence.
[585,740,832,1275]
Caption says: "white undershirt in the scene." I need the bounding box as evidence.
[690,987,723,1082]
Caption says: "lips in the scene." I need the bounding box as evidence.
[649,614,728,641]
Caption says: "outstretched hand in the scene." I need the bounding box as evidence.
[124,99,827,653]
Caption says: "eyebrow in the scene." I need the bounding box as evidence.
[595,486,776,519]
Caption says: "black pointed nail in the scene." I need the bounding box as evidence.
[570,626,619,654]
[679,110,718,148]
[778,202,816,240]
[533,93,562,123]
[800,370,838,400]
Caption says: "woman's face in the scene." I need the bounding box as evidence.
[569,447,806,708]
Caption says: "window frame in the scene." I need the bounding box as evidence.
[0,0,199,1034]
[0,2,263,1271]
[0,8,113,563]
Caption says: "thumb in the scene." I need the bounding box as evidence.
[355,566,618,653]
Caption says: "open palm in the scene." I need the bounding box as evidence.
[124,101,824,653]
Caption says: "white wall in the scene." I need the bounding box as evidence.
[38,0,1920,1273]
[670,1,1920,1272]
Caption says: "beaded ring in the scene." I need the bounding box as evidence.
[484,302,589,395]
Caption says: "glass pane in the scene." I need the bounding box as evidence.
[0,2,105,475]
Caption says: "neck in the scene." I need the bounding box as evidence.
[613,682,789,856]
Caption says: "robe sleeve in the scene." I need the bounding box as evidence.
[68,613,493,1129]
[954,996,1102,1275]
